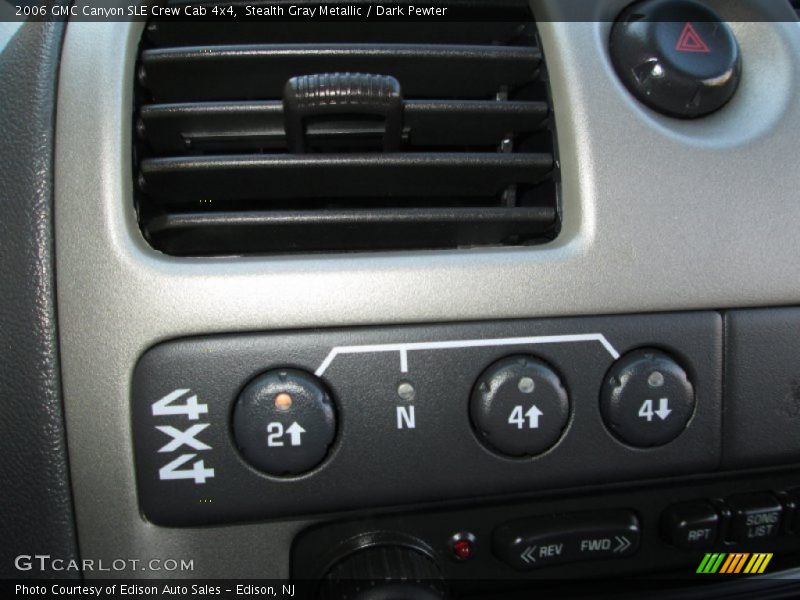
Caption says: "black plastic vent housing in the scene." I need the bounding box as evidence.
[133,0,560,256]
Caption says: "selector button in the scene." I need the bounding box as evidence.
[493,510,640,571]
[610,0,741,118]
[233,368,336,476]
[661,501,719,549]
[600,349,695,447]
[786,489,800,534]
[470,356,569,457]
[726,492,783,543]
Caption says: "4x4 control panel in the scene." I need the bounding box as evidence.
[132,312,722,526]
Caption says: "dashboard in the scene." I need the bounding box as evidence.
[4,0,800,597]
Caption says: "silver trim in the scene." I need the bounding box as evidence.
[56,6,800,577]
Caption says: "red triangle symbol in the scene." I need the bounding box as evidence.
[675,22,711,53]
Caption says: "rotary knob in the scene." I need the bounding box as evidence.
[320,544,446,600]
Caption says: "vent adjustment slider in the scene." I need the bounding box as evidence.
[283,72,404,153]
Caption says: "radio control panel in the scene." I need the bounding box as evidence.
[292,471,800,588]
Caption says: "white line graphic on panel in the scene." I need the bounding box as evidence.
[315,333,619,377]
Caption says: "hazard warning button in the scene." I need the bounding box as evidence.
[610,0,741,118]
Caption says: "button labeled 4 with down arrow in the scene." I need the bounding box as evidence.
[600,349,695,447]
[638,398,671,422]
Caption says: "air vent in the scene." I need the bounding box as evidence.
[134,1,559,255]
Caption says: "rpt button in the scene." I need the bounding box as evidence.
[493,510,640,570]
[661,501,720,549]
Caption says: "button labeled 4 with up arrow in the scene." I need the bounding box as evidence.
[508,405,543,429]
[638,398,671,422]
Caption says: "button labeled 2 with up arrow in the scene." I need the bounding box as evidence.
[266,421,307,447]
[233,368,337,476]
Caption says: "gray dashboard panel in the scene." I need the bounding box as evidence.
[55,2,800,578]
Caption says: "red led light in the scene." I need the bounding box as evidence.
[453,538,473,560]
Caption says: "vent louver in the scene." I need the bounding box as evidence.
[134,1,559,255]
